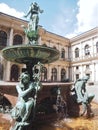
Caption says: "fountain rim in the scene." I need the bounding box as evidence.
[2,44,60,64]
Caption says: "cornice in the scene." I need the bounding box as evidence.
[0,12,27,24]
[0,12,28,31]
[70,27,98,43]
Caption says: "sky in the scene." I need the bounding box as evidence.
[0,0,98,38]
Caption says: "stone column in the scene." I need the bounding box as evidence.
[57,65,60,81]
[66,66,69,79]
[47,64,51,81]
[94,63,96,82]
[71,66,74,81]
[9,27,14,46]
[80,42,83,60]
[3,27,14,81]
[80,64,83,78]
[4,61,11,81]
[24,35,28,44]
[91,62,95,82]
[91,38,94,57]
[95,62,98,82]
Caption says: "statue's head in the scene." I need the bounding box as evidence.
[34,2,37,5]
[31,2,37,6]
[20,72,30,84]
[82,75,89,81]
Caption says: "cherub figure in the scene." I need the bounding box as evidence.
[11,72,35,130]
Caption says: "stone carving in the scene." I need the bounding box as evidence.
[71,76,94,117]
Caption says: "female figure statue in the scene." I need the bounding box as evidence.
[25,2,43,31]
[23,2,43,44]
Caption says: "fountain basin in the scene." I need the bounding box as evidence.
[2,45,59,64]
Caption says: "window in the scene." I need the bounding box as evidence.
[75,48,79,58]
[13,34,23,45]
[86,74,90,78]
[41,67,47,81]
[51,68,57,81]
[61,48,65,58]
[86,65,89,69]
[76,74,79,80]
[84,44,90,55]
[96,42,98,53]
[0,30,7,47]
[76,66,79,70]
[61,68,66,81]
[10,64,19,81]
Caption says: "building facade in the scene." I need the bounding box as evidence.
[0,12,70,82]
[70,27,98,83]
[0,12,98,84]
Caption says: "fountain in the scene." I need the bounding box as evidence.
[1,2,95,130]
[2,2,60,130]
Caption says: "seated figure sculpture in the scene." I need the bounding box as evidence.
[11,72,36,130]
[71,76,94,117]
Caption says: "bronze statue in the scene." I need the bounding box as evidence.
[22,2,43,44]
[72,76,94,117]
[11,72,35,130]
[11,62,43,130]
[25,2,43,31]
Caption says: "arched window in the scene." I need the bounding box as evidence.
[0,63,3,80]
[10,64,19,81]
[84,44,90,55]
[13,34,23,45]
[61,68,66,81]
[76,74,79,80]
[61,48,65,58]
[41,67,47,81]
[75,48,79,58]
[96,42,98,53]
[0,30,7,47]
[51,68,57,81]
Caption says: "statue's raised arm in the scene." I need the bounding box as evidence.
[25,2,43,31]
[23,2,43,45]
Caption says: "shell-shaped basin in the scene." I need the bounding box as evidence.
[2,45,59,64]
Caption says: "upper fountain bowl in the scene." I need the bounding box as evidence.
[2,45,59,64]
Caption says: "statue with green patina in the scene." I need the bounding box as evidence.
[11,62,43,130]
[72,76,95,117]
[11,72,35,130]
[22,2,43,44]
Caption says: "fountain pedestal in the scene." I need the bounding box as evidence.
[2,2,60,130]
